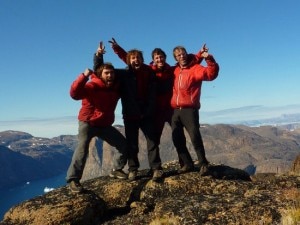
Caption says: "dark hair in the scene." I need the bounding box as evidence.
[126,49,144,65]
[95,63,114,78]
[151,48,166,59]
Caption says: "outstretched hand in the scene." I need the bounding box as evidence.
[200,44,209,58]
[96,41,106,56]
[108,38,118,47]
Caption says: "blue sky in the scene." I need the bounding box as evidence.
[0,0,299,138]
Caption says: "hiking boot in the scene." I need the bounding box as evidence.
[69,180,83,193]
[199,164,209,176]
[152,169,164,182]
[128,170,138,181]
[109,169,127,180]
[178,165,194,174]
[146,169,153,177]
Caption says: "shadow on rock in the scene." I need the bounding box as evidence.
[205,164,251,181]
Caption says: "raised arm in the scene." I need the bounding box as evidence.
[190,43,209,65]
[204,54,219,80]
[196,49,219,81]
[108,38,128,64]
[70,68,93,100]
[93,41,105,71]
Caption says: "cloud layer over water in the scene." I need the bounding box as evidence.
[1,105,299,138]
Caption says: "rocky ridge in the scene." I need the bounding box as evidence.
[1,159,300,225]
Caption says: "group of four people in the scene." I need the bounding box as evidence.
[66,38,219,193]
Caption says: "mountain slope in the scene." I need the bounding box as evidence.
[1,124,300,188]
[0,131,75,188]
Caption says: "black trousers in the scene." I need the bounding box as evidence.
[124,117,162,172]
[171,108,208,167]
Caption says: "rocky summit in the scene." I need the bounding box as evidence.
[1,159,300,225]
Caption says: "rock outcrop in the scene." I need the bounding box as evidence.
[1,161,299,225]
[291,154,300,175]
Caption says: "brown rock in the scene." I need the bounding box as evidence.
[1,161,299,225]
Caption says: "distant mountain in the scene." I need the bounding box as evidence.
[1,123,300,189]
[98,124,300,177]
[0,145,45,188]
[239,114,300,127]
[0,131,76,188]
[199,124,300,173]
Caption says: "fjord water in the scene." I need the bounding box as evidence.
[0,173,66,220]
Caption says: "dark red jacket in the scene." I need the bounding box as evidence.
[70,73,120,126]
[111,45,156,119]
[171,55,219,109]
[149,62,173,111]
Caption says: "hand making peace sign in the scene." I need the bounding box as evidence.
[96,41,106,56]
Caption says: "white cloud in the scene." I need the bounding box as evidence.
[201,104,300,124]
[0,114,124,138]
[0,117,78,138]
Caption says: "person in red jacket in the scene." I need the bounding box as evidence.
[150,46,207,167]
[66,42,128,193]
[171,45,219,175]
[149,48,173,147]
[108,38,163,182]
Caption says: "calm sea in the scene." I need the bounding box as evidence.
[0,173,66,220]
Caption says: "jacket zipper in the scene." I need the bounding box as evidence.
[177,68,182,107]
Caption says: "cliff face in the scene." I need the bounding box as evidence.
[93,124,300,179]
[0,131,75,188]
[291,154,300,175]
[1,161,299,225]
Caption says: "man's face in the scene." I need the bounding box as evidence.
[153,53,166,69]
[129,54,142,70]
[174,49,188,67]
[101,68,115,87]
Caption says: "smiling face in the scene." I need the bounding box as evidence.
[153,53,166,69]
[152,48,167,70]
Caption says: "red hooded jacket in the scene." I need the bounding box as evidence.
[171,55,219,109]
[149,52,203,111]
[70,73,120,127]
